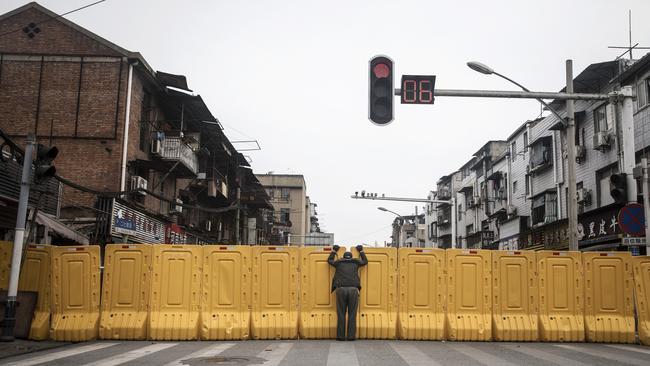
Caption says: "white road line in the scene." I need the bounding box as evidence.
[605,344,650,355]
[448,343,519,366]
[258,343,294,366]
[163,343,236,366]
[327,342,359,366]
[390,342,442,366]
[502,344,591,366]
[4,343,119,366]
[81,343,177,366]
[556,344,648,366]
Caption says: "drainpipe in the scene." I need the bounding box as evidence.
[552,130,561,220]
[119,61,136,194]
[506,145,512,207]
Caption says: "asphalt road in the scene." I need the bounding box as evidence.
[1,340,649,366]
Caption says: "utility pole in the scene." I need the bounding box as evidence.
[1,134,35,341]
[566,60,578,251]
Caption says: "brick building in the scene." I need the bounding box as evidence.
[0,2,272,245]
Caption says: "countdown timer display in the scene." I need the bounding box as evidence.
[400,75,436,104]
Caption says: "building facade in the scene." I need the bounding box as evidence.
[256,174,309,245]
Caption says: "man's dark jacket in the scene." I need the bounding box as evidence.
[328,251,368,292]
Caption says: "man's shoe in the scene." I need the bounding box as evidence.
[336,338,345,341]
[346,338,356,341]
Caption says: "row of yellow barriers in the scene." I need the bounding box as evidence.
[1,242,650,344]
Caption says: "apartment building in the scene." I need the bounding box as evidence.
[256,174,308,245]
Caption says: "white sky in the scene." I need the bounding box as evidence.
[4,0,650,246]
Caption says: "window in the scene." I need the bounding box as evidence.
[597,164,619,207]
[280,208,290,224]
[593,104,613,133]
[637,78,649,109]
[529,137,553,171]
[266,188,274,198]
[511,141,517,161]
[513,180,518,193]
[457,204,463,220]
[523,131,528,152]
[525,175,530,196]
[532,191,557,226]
[281,188,290,199]
[466,224,474,236]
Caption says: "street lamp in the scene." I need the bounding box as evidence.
[467,60,578,251]
[378,207,403,248]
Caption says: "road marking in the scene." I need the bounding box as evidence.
[605,344,650,355]
[163,343,236,366]
[4,343,119,366]
[327,342,359,366]
[390,342,441,366]
[258,342,293,366]
[448,343,519,366]
[502,344,591,366]
[81,343,177,366]
[556,344,648,366]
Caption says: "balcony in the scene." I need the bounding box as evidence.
[151,137,199,177]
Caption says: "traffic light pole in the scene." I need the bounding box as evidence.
[1,134,35,341]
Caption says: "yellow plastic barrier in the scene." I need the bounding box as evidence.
[446,249,491,341]
[18,244,52,340]
[537,251,584,342]
[356,247,397,339]
[251,246,299,339]
[202,245,251,340]
[582,252,635,343]
[149,244,201,340]
[50,245,101,341]
[492,250,538,341]
[397,248,445,340]
[633,256,650,346]
[0,241,12,289]
[299,246,345,339]
[99,244,152,340]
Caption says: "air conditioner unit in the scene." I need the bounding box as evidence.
[151,139,162,155]
[204,220,212,231]
[130,176,147,195]
[593,131,611,151]
[576,188,591,205]
[506,205,517,216]
[170,198,183,214]
[575,145,586,162]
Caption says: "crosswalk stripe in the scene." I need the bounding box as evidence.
[4,343,119,366]
[447,343,519,366]
[555,344,648,366]
[81,343,177,366]
[163,343,236,366]
[605,344,650,355]
[257,342,293,366]
[327,342,359,366]
[502,344,591,366]
[390,342,442,366]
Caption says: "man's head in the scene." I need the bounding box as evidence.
[343,251,353,259]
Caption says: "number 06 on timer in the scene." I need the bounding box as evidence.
[401,75,436,104]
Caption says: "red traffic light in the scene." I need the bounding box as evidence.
[373,63,390,78]
[369,56,394,126]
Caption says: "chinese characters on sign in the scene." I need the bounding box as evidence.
[111,200,165,243]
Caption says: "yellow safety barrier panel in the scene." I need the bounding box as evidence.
[149,244,201,340]
[202,245,251,340]
[99,244,152,340]
[299,246,344,339]
[492,250,538,341]
[446,249,491,341]
[356,247,397,339]
[18,244,52,340]
[251,246,299,339]
[634,255,650,346]
[51,245,101,341]
[397,248,445,340]
[0,241,12,289]
[537,251,584,342]
[582,252,635,343]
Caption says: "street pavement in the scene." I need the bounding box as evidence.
[1,339,649,366]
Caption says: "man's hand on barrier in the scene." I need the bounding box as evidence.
[332,245,340,252]
[356,245,364,252]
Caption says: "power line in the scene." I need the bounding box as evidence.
[0,0,108,39]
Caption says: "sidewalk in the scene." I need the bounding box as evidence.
[0,339,69,360]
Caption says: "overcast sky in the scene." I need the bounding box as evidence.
[4,0,650,246]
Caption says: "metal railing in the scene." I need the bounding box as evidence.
[160,137,198,174]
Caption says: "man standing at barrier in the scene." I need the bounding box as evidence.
[328,244,368,341]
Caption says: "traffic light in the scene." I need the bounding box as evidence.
[34,144,58,182]
[609,173,627,204]
[369,55,394,125]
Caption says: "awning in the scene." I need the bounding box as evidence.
[35,212,89,244]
